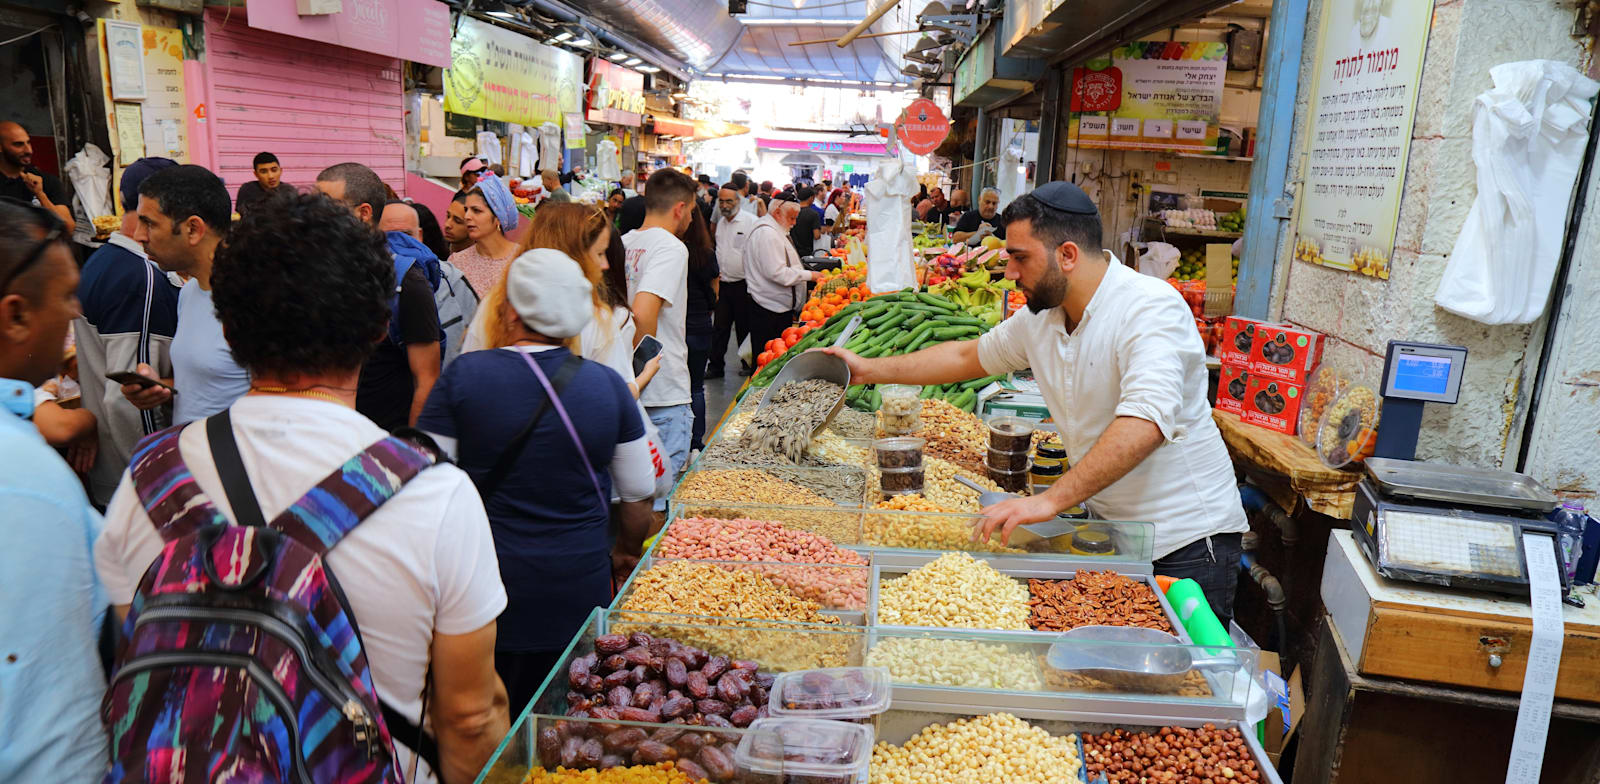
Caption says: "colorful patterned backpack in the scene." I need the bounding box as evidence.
[103,411,440,783]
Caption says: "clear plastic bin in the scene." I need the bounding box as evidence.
[987,414,1036,452]
[878,385,923,434]
[734,717,874,784]
[873,437,925,469]
[767,666,892,726]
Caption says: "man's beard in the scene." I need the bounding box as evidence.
[719,207,737,220]
[1,149,25,168]
[1024,264,1068,313]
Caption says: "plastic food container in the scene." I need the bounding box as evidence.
[880,466,926,494]
[768,667,892,725]
[1030,461,1064,487]
[986,464,1029,493]
[874,437,926,469]
[734,717,874,784]
[878,386,923,435]
[1069,526,1116,555]
[987,415,1035,452]
[1035,439,1067,462]
[986,447,1030,472]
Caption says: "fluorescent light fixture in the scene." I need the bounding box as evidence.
[608,52,628,61]
[741,18,862,25]
[875,81,894,87]
[637,65,661,73]
[624,57,642,65]
[543,38,559,45]
[552,31,573,41]
[486,10,515,19]
[570,37,592,47]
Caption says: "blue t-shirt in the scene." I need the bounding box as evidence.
[172,279,251,424]
[418,346,643,651]
[0,407,109,782]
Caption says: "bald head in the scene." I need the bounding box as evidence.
[0,121,32,171]
[379,201,421,239]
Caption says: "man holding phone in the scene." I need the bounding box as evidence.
[121,165,250,424]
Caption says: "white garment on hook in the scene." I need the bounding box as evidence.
[508,126,536,179]
[1435,60,1599,325]
[537,122,563,173]
[595,139,622,181]
[475,132,502,167]
[862,159,919,294]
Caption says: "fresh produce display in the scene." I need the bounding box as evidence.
[1026,572,1175,634]
[560,631,774,730]
[753,292,993,400]
[926,268,1013,326]
[798,264,872,328]
[870,713,1084,784]
[876,552,1031,630]
[1217,205,1246,233]
[866,637,1043,691]
[736,379,844,463]
[1082,725,1262,783]
[1160,208,1218,230]
[1170,247,1239,284]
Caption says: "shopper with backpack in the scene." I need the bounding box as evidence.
[315,163,444,430]
[0,198,110,783]
[95,191,510,784]
[382,200,479,368]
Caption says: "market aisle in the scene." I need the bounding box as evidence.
[703,339,746,429]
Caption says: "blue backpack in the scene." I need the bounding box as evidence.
[385,232,478,367]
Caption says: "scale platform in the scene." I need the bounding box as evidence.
[1351,458,1567,598]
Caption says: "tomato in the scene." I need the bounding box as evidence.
[757,351,775,367]
[782,326,802,342]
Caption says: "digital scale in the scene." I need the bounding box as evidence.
[1350,340,1572,600]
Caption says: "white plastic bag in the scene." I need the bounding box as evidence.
[1138,241,1181,278]
[863,159,919,293]
[65,143,112,243]
[1435,60,1599,324]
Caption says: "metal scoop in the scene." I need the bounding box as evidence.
[758,315,863,435]
[952,476,1083,551]
[1045,626,1234,692]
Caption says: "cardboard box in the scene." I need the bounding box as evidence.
[1250,324,1324,384]
[1216,363,1249,414]
[1258,651,1304,768]
[1241,374,1304,434]
[1219,316,1268,366]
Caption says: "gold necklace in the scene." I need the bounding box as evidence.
[250,385,346,404]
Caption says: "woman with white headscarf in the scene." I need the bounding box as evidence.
[450,171,521,295]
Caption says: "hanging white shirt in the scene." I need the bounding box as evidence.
[537,122,564,173]
[595,139,622,181]
[974,257,1248,558]
[475,131,502,166]
[714,210,758,283]
[743,214,810,314]
[863,160,919,293]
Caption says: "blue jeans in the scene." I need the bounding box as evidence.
[647,403,693,511]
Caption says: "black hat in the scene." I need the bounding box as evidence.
[697,174,713,185]
[1030,181,1098,215]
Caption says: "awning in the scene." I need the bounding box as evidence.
[545,0,918,87]
[649,115,697,137]
[778,152,828,167]
[1001,0,1235,65]
[690,119,751,142]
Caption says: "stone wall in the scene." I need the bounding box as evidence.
[1268,0,1589,470]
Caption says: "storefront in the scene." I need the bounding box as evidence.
[189,0,449,201]
[753,134,892,186]
[586,57,646,181]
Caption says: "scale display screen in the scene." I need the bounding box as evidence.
[1382,342,1467,404]
[1379,510,1524,578]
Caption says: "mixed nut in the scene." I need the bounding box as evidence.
[1027,571,1175,633]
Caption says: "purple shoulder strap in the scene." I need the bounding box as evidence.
[518,350,609,507]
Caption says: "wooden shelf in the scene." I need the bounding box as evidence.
[1143,218,1243,240]
[1177,153,1256,162]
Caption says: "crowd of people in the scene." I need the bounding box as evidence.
[0,130,923,782]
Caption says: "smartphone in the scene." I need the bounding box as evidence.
[632,335,664,376]
[106,371,177,393]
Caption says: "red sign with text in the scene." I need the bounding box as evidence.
[1071,66,1123,112]
[895,99,950,156]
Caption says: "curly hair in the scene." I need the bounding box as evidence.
[480,202,617,350]
[211,191,393,377]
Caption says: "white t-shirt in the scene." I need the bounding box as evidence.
[579,305,638,385]
[93,396,508,783]
[975,258,1248,558]
[714,211,758,282]
[622,227,691,407]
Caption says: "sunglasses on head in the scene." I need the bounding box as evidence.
[0,197,65,295]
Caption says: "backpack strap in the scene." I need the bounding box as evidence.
[266,434,438,558]
[129,423,228,542]
[207,410,269,528]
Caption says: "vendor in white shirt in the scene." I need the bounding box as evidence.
[825,181,1249,622]
[744,197,820,358]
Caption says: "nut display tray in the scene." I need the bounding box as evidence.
[867,554,1191,644]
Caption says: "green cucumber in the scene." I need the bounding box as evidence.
[932,325,983,341]
[952,389,976,412]
[902,311,927,329]
[919,385,937,399]
[868,388,882,411]
[916,292,960,310]
[963,373,1005,390]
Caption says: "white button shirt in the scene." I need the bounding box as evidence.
[976,257,1247,558]
[714,210,758,282]
[743,214,811,314]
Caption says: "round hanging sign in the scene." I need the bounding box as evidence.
[895,98,950,156]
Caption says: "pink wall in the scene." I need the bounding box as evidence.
[199,9,406,200]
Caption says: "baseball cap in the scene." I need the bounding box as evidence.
[460,158,488,175]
